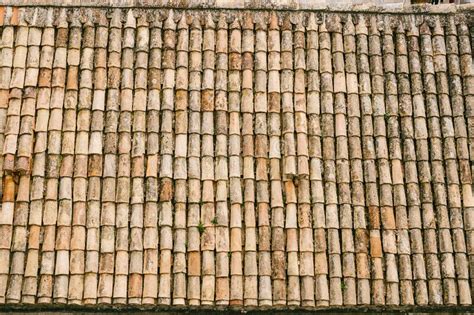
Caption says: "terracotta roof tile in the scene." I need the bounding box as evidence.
[0,5,473,310]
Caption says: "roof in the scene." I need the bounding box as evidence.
[0,2,473,311]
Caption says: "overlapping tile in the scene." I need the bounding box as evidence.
[0,6,473,310]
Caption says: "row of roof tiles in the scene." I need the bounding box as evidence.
[0,6,473,310]
[0,6,472,29]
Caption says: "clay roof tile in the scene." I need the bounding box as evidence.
[0,6,472,310]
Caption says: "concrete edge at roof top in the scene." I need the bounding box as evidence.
[0,0,473,12]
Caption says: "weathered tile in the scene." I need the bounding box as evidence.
[0,6,473,310]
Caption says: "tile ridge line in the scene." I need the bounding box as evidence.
[0,1,473,15]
